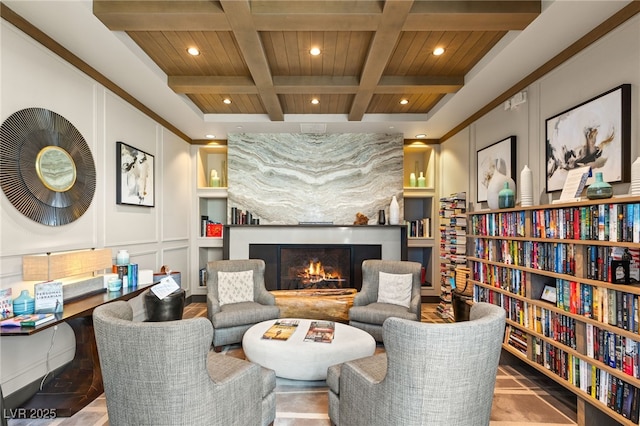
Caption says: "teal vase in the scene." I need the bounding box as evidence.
[586,172,613,199]
[13,289,35,315]
[498,182,515,209]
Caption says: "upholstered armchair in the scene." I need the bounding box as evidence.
[93,301,276,426]
[207,259,280,348]
[327,302,506,426]
[348,259,422,342]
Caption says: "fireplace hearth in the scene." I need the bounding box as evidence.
[249,243,382,291]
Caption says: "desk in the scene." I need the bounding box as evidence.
[1,283,152,417]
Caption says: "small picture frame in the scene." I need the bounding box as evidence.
[611,259,631,285]
[540,285,557,304]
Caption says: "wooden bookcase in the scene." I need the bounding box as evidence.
[468,196,640,426]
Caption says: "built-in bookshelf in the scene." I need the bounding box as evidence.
[190,145,228,295]
[469,196,640,425]
[438,193,467,321]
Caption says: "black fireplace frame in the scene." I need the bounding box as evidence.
[249,243,382,291]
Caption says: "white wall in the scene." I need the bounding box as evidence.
[0,20,191,396]
[440,14,640,210]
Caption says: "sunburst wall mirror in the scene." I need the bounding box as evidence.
[0,108,96,226]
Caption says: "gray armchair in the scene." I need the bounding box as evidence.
[327,302,506,426]
[207,259,280,348]
[349,259,422,342]
[93,301,276,426]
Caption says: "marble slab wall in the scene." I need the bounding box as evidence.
[227,133,403,225]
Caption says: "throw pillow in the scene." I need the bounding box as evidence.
[217,270,254,305]
[377,271,412,308]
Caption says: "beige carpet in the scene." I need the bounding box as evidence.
[8,303,577,426]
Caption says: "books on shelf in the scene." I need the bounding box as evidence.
[262,319,299,341]
[304,320,335,343]
[34,281,63,314]
[1,313,55,327]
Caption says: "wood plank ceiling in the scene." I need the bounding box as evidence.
[93,0,541,122]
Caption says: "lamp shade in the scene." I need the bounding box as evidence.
[23,248,112,281]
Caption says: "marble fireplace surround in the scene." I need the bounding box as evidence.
[224,224,404,322]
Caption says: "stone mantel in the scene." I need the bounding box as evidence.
[223,225,405,260]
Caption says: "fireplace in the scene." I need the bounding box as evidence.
[249,244,382,291]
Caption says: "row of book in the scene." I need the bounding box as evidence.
[473,239,576,275]
[471,263,527,296]
[586,245,640,283]
[230,207,259,225]
[533,307,577,350]
[506,326,527,355]
[470,211,526,238]
[531,204,640,243]
[532,337,640,422]
[586,324,640,379]
[406,218,432,238]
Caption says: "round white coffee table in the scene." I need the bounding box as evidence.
[242,318,376,381]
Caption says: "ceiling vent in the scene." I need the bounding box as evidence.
[300,123,327,134]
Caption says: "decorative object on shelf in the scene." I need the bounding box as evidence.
[353,212,369,225]
[116,141,155,207]
[107,277,123,292]
[378,209,386,225]
[388,196,400,225]
[545,83,631,193]
[116,250,130,266]
[476,136,516,203]
[520,165,533,207]
[586,172,613,200]
[486,167,516,210]
[498,182,515,209]
[210,169,221,187]
[409,173,416,187]
[630,156,640,196]
[417,172,426,187]
[13,289,35,316]
[0,108,96,226]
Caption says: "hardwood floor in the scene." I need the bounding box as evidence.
[7,302,578,425]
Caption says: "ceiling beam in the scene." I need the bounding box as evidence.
[348,0,414,121]
[169,75,463,95]
[405,0,541,30]
[219,0,284,121]
[93,0,540,32]
[376,76,463,93]
[93,1,230,31]
[168,76,259,94]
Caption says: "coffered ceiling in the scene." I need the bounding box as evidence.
[92,0,540,124]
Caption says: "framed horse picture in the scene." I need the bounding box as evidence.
[116,142,155,207]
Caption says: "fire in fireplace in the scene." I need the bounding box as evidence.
[249,243,382,291]
[280,247,350,289]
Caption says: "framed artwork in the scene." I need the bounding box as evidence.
[476,136,516,203]
[116,141,154,207]
[545,84,631,193]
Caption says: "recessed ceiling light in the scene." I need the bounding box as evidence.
[311,98,319,105]
[205,134,215,139]
[433,47,445,56]
[309,47,321,56]
[399,99,409,105]
[187,47,200,56]
[415,134,427,139]
[223,98,232,104]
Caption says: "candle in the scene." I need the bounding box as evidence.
[210,169,221,187]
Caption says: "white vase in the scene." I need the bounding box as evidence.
[389,196,400,225]
[520,165,533,207]
[487,172,516,210]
